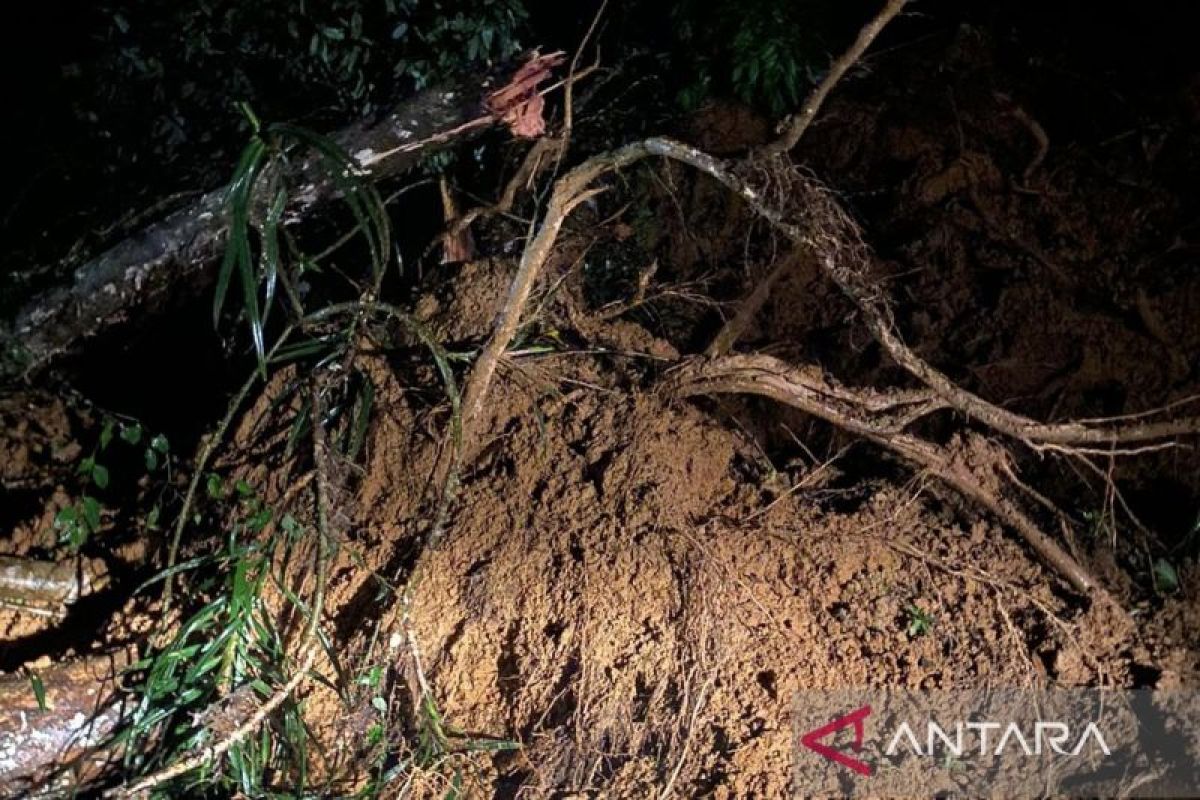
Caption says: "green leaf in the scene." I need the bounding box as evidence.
[214,137,267,329]
[445,769,463,800]
[372,695,388,714]
[280,514,302,540]
[120,422,143,444]
[144,448,158,472]
[206,473,225,499]
[151,434,170,454]
[100,419,115,450]
[1152,558,1180,594]
[357,664,384,688]
[258,186,288,330]
[91,463,110,489]
[81,496,102,533]
[270,124,390,284]
[29,673,47,712]
[247,507,273,532]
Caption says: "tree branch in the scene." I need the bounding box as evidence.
[760,0,910,155]
[3,74,502,379]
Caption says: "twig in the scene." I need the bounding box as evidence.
[706,249,805,356]
[995,92,1049,186]
[162,327,296,608]
[761,0,910,155]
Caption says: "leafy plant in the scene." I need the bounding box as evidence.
[905,604,934,637]
[672,0,841,115]
[117,485,314,796]
[53,417,170,549]
[214,110,392,373]
[77,0,528,181]
[109,113,474,795]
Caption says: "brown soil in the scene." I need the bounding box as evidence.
[288,292,1192,797]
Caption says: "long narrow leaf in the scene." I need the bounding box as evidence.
[271,124,391,283]
[215,138,267,327]
[259,186,289,329]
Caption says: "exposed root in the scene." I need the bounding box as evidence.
[664,354,1112,600]
[628,138,1200,447]
[994,91,1050,187]
[454,126,1199,606]
[705,249,806,357]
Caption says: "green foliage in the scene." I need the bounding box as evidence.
[29,673,48,712]
[905,604,934,637]
[672,0,841,115]
[53,416,170,549]
[1151,557,1180,595]
[215,117,392,373]
[74,0,527,180]
[118,484,314,797]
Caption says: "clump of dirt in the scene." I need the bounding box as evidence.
[250,252,1190,796]
[792,25,1200,520]
[0,391,84,492]
[294,33,1200,790]
[215,29,1200,795]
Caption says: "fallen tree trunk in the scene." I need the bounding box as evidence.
[2,74,498,380]
[0,649,133,798]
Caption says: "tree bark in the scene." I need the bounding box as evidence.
[2,75,496,379]
[0,649,133,797]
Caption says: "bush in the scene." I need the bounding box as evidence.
[74,0,529,180]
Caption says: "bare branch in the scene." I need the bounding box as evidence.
[761,0,910,155]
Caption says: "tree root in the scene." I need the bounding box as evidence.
[457,133,1199,602]
[665,354,1110,601]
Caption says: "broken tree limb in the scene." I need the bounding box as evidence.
[2,74,504,380]
[0,556,109,617]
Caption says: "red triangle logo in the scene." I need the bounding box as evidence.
[800,704,873,776]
